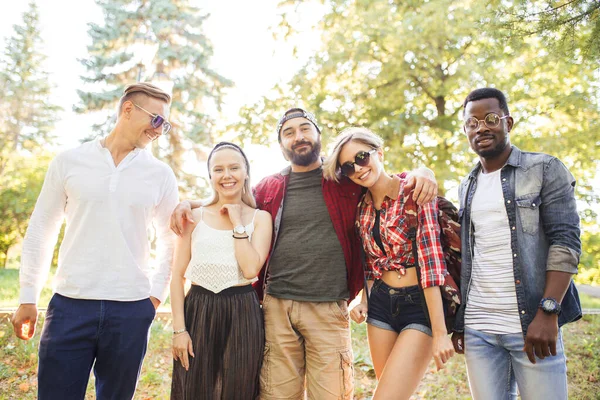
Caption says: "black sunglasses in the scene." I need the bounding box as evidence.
[339,149,377,177]
[133,103,172,135]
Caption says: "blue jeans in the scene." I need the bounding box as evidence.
[464,327,568,400]
[366,279,432,336]
[38,293,156,400]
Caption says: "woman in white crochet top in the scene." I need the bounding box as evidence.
[170,142,272,400]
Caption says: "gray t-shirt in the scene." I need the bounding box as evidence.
[266,167,349,301]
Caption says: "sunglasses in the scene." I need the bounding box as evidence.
[339,149,377,177]
[133,103,172,135]
[464,112,510,132]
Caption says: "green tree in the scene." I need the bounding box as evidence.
[0,1,60,173]
[0,2,61,268]
[234,0,599,201]
[0,153,51,268]
[76,0,232,196]
[494,0,600,62]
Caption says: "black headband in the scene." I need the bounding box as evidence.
[207,142,250,177]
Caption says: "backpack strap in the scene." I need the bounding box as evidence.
[404,190,432,326]
[356,196,371,305]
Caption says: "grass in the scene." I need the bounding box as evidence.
[1,315,599,399]
[580,292,600,309]
[0,269,53,309]
[1,267,599,399]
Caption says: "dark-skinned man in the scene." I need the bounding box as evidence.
[452,88,581,400]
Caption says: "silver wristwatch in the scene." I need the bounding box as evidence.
[233,225,246,235]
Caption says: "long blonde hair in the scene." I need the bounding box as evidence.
[323,127,384,182]
[204,142,256,208]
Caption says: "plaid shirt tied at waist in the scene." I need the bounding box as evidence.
[357,174,447,289]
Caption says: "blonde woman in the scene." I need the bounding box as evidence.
[170,142,272,400]
[324,128,454,399]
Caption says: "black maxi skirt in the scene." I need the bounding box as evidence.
[171,284,264,400]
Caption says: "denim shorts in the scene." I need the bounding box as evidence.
[366,279,432,336]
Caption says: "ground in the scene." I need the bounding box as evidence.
[0,313,598,399]
[1,268,598,399]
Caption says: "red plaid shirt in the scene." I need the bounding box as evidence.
[252,166,364,302]
[357,174,447,289]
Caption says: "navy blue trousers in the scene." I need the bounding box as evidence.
[38,293,156,400]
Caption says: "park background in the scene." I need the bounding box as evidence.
[0,0,599,398]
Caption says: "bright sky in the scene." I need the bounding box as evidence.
[1,0,325,183]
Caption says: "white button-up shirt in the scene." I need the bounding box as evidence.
[19,138,179,304]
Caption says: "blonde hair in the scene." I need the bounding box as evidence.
[323,127,384,182]
[118,82,171,116]
[204,143,257,208]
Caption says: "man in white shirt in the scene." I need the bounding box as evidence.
[11,82,179,400]
[452,88,581,400]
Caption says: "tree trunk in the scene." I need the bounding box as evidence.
[1,248,8,269]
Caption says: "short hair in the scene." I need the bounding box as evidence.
[118,82,171,116]
[323,127,384,182]
[463,88,510,116]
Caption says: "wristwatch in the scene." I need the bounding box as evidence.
[539,297,561,314]
[233,225,246,235]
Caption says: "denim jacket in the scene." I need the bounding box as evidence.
[454,146,582,335]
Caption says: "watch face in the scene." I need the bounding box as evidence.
[234,225,245,234]
[542,299,555,310]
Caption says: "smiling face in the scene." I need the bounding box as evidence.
[463,97,513,161]
[121,96,171,149]
[208,148,248,200]
[279,117,321,167]
[337,140,383,188]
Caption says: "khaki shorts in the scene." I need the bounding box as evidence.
[260,294,354,399]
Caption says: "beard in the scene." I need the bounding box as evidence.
[283,139,322,166]
[474,136,509,159]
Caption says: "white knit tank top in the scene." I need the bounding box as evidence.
[184,207,259,293]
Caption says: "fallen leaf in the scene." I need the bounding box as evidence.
[19,382,30,392]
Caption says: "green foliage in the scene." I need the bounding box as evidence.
[76,0,233,197]
[0,2,61,174]
[577,220,600,284]
[0,2,62,271]
[493,0,600,62]
[577,265,600,286]
[0,153,52,269]
[235,0,600,202]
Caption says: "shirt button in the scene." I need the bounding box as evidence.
[507,200,511,204]
[512,226,516,230]
[514,253,517,258]
[516,280,521,284]
[521,310,526,315]
[502,178,506,182]
[532,203,536,207]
